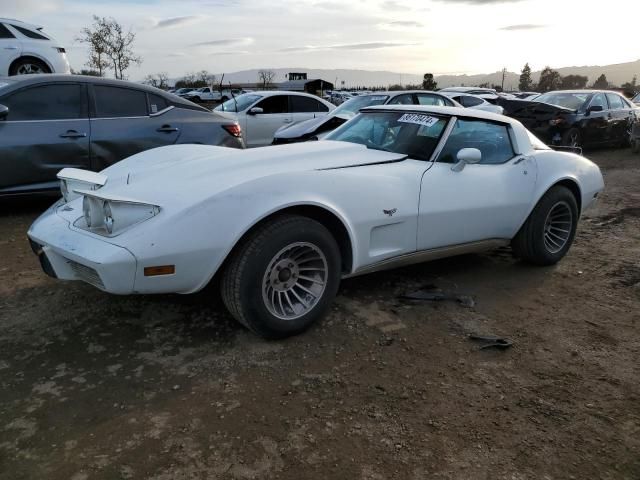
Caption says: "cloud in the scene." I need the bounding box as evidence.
[500,24,547,31]
[280,42,419,52]
[154,16,204,29]
[382,20,424,28]
[2,0,61,15]
[433,0,525,3]
[191,38,254,47]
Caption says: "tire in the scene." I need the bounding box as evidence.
[9,58,51,76]
[511,185,579,266]
[633,139,640,154]
[561,128,582,149]
[221,215,341,339]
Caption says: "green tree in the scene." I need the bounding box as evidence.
[560,74,588,89]
[422,73,437,91]
[592,74,609,89]
[519,63,533,91]
[538,66,562,92]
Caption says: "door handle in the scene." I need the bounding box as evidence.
[156,125,179,133]
[283,119,293,123]
[59,130,87,139]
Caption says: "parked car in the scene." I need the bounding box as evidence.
[632,93,640,106]
[0,75,244,196]
[184,87,244,103]
[438,91,504,114]
[172,88,194,96]
[499,90,639,148]
[28,104,604,339]
[0,18,70,75]
[273,90,460,144]
[214,91,335,147]
[439,87,498,96]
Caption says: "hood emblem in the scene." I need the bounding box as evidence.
[383,208,397,217]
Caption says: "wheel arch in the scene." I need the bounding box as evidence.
[9,55,53,74]
[550,178,582,214]
[220,203,355,276]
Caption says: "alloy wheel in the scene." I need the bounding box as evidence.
[543,201,573,254]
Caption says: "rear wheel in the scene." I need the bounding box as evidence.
[221,215,341,339]
[511,186,578,265]
[9,58,51,76]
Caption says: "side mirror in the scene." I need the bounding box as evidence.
[451,148,482,172]
[0,104,8,120]
[248,107,264,115]
[587,105,603,115]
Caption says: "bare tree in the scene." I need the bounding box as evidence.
[258,69,276,90]
[197,70,217,87]
[143,72,170,89]
[76,16,111,76]
[77,16,141,80]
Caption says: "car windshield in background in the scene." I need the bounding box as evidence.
[332,95,389,117]
[326,111,448,161]
[535,92,590,110]
[632,93,640,103]
[216,94,262,112]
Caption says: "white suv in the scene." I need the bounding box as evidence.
[0,19,70,76]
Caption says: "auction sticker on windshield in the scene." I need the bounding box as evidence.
[398,113,439,127]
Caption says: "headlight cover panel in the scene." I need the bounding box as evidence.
[75,196,160,237]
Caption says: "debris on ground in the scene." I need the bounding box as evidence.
[400,285,475,308]
[468,334,513,350]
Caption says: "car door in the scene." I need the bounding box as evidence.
[244,95,292,147]
[89,84,180,170]
[606,93,631,144]
[0,23,22,75]
[289,95,330,124]
[0,82,90,193]
[582,93,610,145]
[418,118,537,250]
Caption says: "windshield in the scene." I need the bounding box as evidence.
[535,92,589,110]
[326,111,449,161]
[633,93,640,103]
[332,95,389,118]
[215,93,262,112]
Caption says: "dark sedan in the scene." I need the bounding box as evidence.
[0,75,244,196]
[498,90,639,149]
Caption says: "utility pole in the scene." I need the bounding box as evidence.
[501,68,507,91]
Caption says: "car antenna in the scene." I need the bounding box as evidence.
[219,73,225,111]
[229,80,238,112]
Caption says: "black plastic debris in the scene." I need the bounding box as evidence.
[469,334,513,350]
[400,286,475,308]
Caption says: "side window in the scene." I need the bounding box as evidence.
[94,86,148,118]
[416,94,447,106]
[255,95,289,114]
[148,93,169,114]
[316,100,329,112]
[461,96,483,107]
[388,94,414,105]
[606,93,624,110]
[0,24,15,38]
[2,84,84,121]
[10,24,48,40]
[437,119,515,165]
[590,93,608,110]
[290,95,322,113]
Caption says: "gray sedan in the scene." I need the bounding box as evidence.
[0,75,245,196]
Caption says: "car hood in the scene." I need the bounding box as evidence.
[90,141,406,206]
[497,98,576,118]
[274,114,351,140]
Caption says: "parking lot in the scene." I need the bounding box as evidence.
[0,147,638,479]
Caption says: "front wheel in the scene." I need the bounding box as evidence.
[221,215,341,339]
[511,186,579,266]
[562,128,582,149]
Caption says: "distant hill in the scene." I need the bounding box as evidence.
[183,59,640,90]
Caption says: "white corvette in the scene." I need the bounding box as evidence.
[28,105,604,338]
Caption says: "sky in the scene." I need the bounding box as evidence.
[2,0,637,81]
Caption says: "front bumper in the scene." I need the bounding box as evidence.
[28,203,138,294]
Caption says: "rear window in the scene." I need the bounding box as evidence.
[10,24,49,40]
[94,86,148,118]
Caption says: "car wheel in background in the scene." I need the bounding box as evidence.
[221,215,342,339]
[562,128,582,149]
[511,185,578,266]
[9,58,51,75]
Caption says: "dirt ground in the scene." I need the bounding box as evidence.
[0,148,638,480]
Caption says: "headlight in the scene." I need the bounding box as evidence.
[57,168,108,203]
[76,196,159,236]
